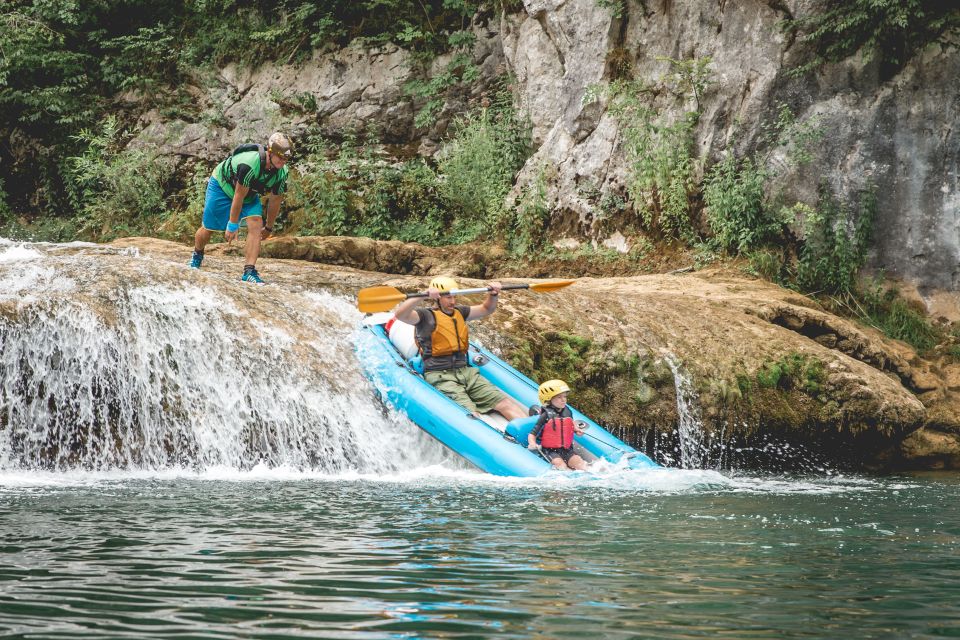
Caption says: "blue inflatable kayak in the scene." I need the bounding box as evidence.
[356,317,660,477]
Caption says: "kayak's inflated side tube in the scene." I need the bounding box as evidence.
[357,325,550,477]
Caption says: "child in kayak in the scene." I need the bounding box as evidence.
[528,379,588,471]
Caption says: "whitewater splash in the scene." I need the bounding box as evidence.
[0,240,453,473]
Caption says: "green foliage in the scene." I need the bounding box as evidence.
[596,0,626,19]
[0,0,489,223]
[704,104,823,256]
[405,52,481,128]
[101,24,180,92]
[745,248,788,283]
[604,58,711,242]
[658,55,713,112]
[0,177,10,222]
[703,154,773,253]
[435,100,532,242]
[852,281,942,352]
[356,161,446,242]
[288,132,443,243]
[287,135,357,236]
[66,116,173,240]
[784,1,960,76]
[286,95,529,246]
[507,164,550,255]
[156,163,211,242]
[794,187,875,296]
[762,103,826,167]
[756,352,826,394]
[608,88,696,241]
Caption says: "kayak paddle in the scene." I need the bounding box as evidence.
[357,280,575,313]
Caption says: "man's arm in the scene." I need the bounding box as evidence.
[467,281,503,320]
[262,195,282,239]
[393,298,422,325]
[224,183,250,244]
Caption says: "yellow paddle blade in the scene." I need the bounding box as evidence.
[357,285,407,313]
[526,279,576,292]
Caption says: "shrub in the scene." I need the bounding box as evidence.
[357,161,446,242]
[794,187,875,296]
[435,100,532,242]
[604,58,712,242]
[156,163,210,242]
[704,104,823,256]
[67,117,173,240]
[784,1,960,77]
[507,164,550,255]
[405,50,480,128]
[288,161,353,236]
[703,154,774,253]
[856,281,942,352]
[288,132,449,244]
[0,0,491,224]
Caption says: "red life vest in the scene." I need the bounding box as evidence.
[538,407,575,449]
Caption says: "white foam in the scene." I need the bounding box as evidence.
[0,244,44,263]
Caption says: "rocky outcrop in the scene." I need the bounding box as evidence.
[131,17,506,162]
[107,237,960,470]
[501,0,960,297]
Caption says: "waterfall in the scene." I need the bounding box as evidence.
[0,240,447,473]
[663,354,709,469]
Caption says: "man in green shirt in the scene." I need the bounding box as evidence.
[189,132,292,283]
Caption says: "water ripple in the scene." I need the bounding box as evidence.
[1,474,959,638]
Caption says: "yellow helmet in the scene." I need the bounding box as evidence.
[538,379,571,404]
[429,276,459,293]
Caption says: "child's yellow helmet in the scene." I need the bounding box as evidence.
[538,379,571,404]
[429,276,460,293]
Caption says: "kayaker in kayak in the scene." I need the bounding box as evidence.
[393,276,528,422]
[528,379,588,470]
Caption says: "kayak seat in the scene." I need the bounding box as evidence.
[505,415,539,444]
[408,355,424,374]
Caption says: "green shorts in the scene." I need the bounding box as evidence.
[424,366,505,414]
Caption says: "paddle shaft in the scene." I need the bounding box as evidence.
[356,279,574,313]
[403,283,529,301]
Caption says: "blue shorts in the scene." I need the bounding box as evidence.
[201,178,263,231]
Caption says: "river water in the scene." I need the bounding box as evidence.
[2,240,960,637]
[2,468,958,639]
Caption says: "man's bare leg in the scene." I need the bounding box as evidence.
[194,226,213,252]
[244,216,264,266]
[494,396,527,422]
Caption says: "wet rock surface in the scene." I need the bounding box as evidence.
[92,237,960,471]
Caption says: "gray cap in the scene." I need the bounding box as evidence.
[267,132,293,159]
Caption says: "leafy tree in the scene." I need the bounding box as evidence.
[786,1,960,77]
[0,0,487,226]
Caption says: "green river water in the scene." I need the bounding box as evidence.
[1,469,958,639]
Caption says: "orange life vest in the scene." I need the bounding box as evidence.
[416,307,470,371]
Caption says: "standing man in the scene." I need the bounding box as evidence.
[393,276,528,422]
[189,132,293,283]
